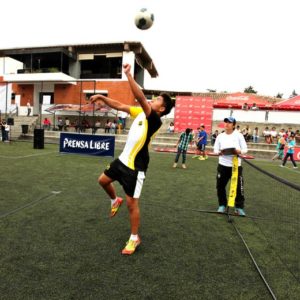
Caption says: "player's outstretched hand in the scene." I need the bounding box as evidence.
[90,94,104,106]
[123,63,131,75]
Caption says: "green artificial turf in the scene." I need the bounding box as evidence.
[0,142,299,299]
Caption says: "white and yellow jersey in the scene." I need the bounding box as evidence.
[119,106,162,171]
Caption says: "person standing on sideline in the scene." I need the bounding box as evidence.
[90,64,173,255]
[1,121,10,142]
[173,128,194,169]
[27,101,31,116]
[281,132,298,169]
[211,130,219,146]
[197,125,208,160]
[213,117,248,216]
[1,120,7,141]
[252,127,259,143]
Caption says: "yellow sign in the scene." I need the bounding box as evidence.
[228,156,238,207]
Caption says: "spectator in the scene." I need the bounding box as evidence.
[211,130,219,146]
[252,127,259,143]
[74,119,80,132]
[286,127,293,138]
[93,120,101,134]
[104,120,111,133]
[117,117,123,134]
[265,110,269,121]
[242,103,249,110]
[270,127,278,143]
[251,103,259,110]
[64,117,70,131]
[236,125,241,133]
[111,120,117,134]
[119,111,128,132]
[242,125,251,142]
[295,129,300,143]
[57,117,64,131]
[43,117,51,130]
[263,126,271,144]
[1,120,9,142]
[4,122,9,142]
[81,119,89,132]
[278,128,286,139]
[27,102,31,116]
[167,122,175,133]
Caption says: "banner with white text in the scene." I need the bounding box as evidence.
[60,133,115,156]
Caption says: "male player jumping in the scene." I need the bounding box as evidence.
[90,64,173,255]
[213,117,248,216]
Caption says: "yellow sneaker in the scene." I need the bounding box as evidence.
[110,197,123,218]
[121,237,141,255]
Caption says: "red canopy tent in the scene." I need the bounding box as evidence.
[213,92,272,109]
[273,96,300,111]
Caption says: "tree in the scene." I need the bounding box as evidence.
[244,86,257,94]
[275,93,283,98]
[289,89,298,98]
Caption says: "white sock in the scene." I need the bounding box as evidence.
[110,198,117,206]
[130,234,139,241]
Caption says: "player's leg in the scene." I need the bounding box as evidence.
[203,145,208,159]
[281,153,288,166]
[99,173,116,199]
[216,165,231,212]
[173,148,181,168]
[198,145,205,160]
[99,160,124,217]
[121,194,141,255]
[290,154,298,168]
[121,170,145,255]
[126,195,140,235]
[234,167,246,216]
[193,144,200,158]
[182,149,187,168]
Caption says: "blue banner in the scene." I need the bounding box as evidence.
[59,133,115,156]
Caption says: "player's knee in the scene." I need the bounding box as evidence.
[98,174,106,186]
[126,198,138,211]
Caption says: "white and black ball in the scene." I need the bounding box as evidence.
[134,8,154,30]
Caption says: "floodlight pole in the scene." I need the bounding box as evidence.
[92,80,96,134]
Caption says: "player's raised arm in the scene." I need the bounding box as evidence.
[90,94,130,114]
[123,63,151,117]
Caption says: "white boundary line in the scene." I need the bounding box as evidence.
[0,191,61,219]
[0,151,57,159]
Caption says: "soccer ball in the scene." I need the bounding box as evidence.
[134,8,154,30]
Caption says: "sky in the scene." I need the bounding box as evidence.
[1,0,300,98]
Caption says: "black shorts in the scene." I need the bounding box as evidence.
[197,144,206,151]
[104,159,146,198]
